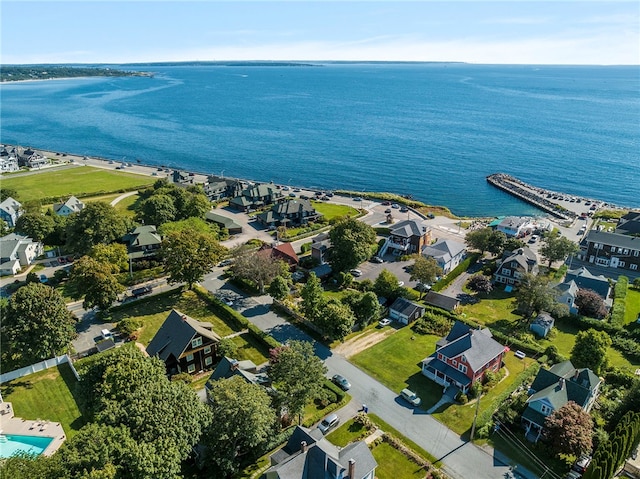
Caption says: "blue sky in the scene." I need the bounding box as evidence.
[2,1,639,65]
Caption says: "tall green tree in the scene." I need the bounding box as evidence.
[515,273,568,318]
[374,269,402,301]
[65,202,131,254]
[204,376,277,476]
[268,275,290,301]
[328,218,377,272]
[89,243,129,273]
[543,401,593,458]
[0,187,19,202]
[410,256,442,298]
[161,228,226,289]
[14,212,55,242]
[571,328,612,375]
[347,291,381,327]
[300,272,326,321]
[68,256,125,311]
[138,193,177,226]
[230,249,288,294]
[464,227,495,255]
[269,340,327,424]
[316,300,355,341]
[4,283,76,363]
[539,233,580,268]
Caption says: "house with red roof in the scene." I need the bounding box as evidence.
[258,243,299,269]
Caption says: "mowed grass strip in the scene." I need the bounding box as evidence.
[0,363,85,438]
[372,442,428,479]
[624,288,640,324]
[2,166,153,201]
[311,201,359,220]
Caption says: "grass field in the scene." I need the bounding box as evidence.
[112,193,140,218]
[2,166,153,201]
[311,201,359,220]
[624,288,640,324]
[0,363,85,438]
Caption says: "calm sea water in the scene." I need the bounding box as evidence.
[1,63,638,217]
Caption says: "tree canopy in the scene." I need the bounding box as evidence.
[67,256,125,311]
[328,218,377,272]
[204,376,277,476]
[410,256,442,298]
[65,202,132,254]
[539,233,580,268]
[543,401,594,458]
[135,180,211,226]
[230,248,289,294]
[14,212,55,242]
[268,275,290,301]
[465,227,506,256]
[269,340,327,423]
[575,288,608,319]
[316,300,355,341]
[161,228,227,288]
[571,328,612,375]
[300,272,326,322]
[374,269,403,301]
[4,283,76,364]
[515,273,569,319]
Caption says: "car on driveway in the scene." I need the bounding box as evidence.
[39,274,48,284]
[331,374,351,391]
[371,256,383,263]
[391,203,400,209]
[318,413,340,434]
[379,318,392,327]
[350,269,362,277]
[400,388,421,407]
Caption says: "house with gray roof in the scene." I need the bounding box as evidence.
[555,280,580,314]
[578,230,640,274]
[616,211,640,236]
[146,309,220,375]
[257,199,321,228]
[493,247,538,287]
[205,357,271,395]
[262,425,377,479]
[529,312,555,338]
[564,267,611,300]
[388,297,425,325]
[311,232,331,265]
[230,183,283,212]
[421,238,466,274]
[205,211,243,234]
[495,216,535,238]
[423,291,460,312]
[53,196,85,216]
[0,197,22,227]
[203,175,244,201]
[522,360,601,442]
[0,233,43,276]
[122,225,163,260]
[381,219,431,256]
[422,320,505,394]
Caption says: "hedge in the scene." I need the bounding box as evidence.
[431,253,481,292]
[610,276,629,328]
[302,380,350,427]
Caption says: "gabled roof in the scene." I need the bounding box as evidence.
[433,321,504,373]
[563,267,610,299]
[615,211,640,235]
[389,297,424,317]
[528,360,600,410]
[273,199,316,216]
[423,291,460,312]
[146,309,220,362]
[422,239,466,263]
[205,211,243,230]
[272,243,299,265]
[497,216,531,230]
[0,197,21,215]
[123,225,162,247]
[584,230,640,250]
[390,219,428,238]
[53,196,84,214]
[497,247,537,272]
[532,312,555,329]
[555,280,579,298]
[0,233,37,261]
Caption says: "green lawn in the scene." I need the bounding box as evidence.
[2,165,153,201]
[372,442,428,479]
[0,363,85,438]
[326,418,367,447]
[624,288,640,325]
[458,290,521,332]
[311,201,359,221]
[112,193,140,218]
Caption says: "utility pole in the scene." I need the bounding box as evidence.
[470,393,481,441]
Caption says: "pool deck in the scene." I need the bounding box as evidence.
[0,401,66,456]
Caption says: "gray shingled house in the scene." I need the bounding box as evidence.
[262,425,377,479]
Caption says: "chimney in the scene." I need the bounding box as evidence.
[573,370,580,381]
[558,378,565,389]
[300,441,307,453]
[348,459,355,478]
[181,315,187,322]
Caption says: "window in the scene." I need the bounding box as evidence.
[631,264,638,270]
[452,360,457,366]
[623,249,629,255]
[458,364,467,374]
[618,261,625,267]
[205,356,213,366]
[187,364,196,373]
[461,355,466,363]
[191,337,203,349]
[501,268,511,276]
[540,404,552,415]
[186,354,194,362]
[634,250,639,257]
[438,353,443,360]
[204,346,212,355]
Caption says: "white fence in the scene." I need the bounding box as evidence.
[0,354,80,384]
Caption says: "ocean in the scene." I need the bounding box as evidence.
[1,63,638,217]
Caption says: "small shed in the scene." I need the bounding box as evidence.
[389,297,425,325]
[530,312,555,338]
[423,291,460,312]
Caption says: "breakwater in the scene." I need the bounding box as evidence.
[486,173,576,221]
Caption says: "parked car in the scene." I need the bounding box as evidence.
[571,455,591,474]
[427,213,435,219]
[131,285,153,298]
[353,197,362,201]
[400,388,421,407]
[39,274,48,284]
[384,208,392,213]
[318,413,340,434]
[378,318,391,327]
[400,206,408,212]
[350,269,362,277]
[331,374,351,391]
[218,259,234,267]
[101,328,114,340]
[391,203,400,209]
[371,256,383,263]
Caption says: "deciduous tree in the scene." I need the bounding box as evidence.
[14,212,55,242]
[374,269,402,301]
[68,256,125,310]
[543,401,593,458]
[65,202,131,254]
[268,275,290,301]
[410,256,442,298]
[539,233,579,268]
[575,288,608,319]
[89,243,129,273]
[4,283,76,363]
[571,328,612,374]
[345,291,381,327]
[162,228,226,289]
[515,273,568,318]
[467,274,493,294]
[328,218,377,272]
[316,300,355,341]
[230,248,288,294]
[204,376,277,476]
[300,272,326,321]
[138,193,177,226]
[269,340,327,424]
[465,227,494,255]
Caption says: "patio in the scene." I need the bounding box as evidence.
[0,401,66,456]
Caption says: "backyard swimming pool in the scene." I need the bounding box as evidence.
[0,434,53,458]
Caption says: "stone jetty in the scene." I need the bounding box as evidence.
[486,173,576,221]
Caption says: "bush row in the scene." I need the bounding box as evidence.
[611,336,640,363]
[431,253,481,292]
[610,276,629,328]
[301,381,350,428]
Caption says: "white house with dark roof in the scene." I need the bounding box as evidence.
[578,230,640,273]
[53,196,85,216]
[522,360,601,442]
[262,425,377,479]
[0,197,22,227]
[495,216,535,238]
[554,266,612,314]
[421,321,505,394]
[146,309,220,375]
[0,233,43,276]
[493,247,538,287]
[421,238,466,274]
[388,297,425,325]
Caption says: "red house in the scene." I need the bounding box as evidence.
[258,243,299,270]
[421,321,505,394]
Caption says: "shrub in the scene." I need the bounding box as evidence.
[412,311,453,336]
[432,253,480,292]
[458,393,469,404]
[117,317,142,335]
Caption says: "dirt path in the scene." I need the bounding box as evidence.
[333,328,397,358]
[110,190,139,206]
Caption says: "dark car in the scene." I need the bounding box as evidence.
[571,455,591,474]
[331,374,351,391]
